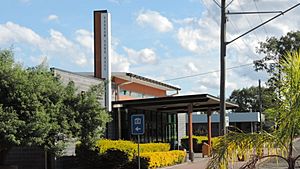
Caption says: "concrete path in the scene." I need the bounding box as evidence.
[160,153,246,169]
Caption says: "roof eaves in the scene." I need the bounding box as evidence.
[125,72,181,91]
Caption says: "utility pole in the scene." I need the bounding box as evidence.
[258,79,263,131]
[219,0,226,136]
[219,1,299,136]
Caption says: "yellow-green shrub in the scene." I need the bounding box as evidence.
[182,136,220,145]
[211,137,221,148]
[140,143,170,153]
[141,150,186,168]
[96,139,137,159]
[181,135,209,143]
[96,140,171,160]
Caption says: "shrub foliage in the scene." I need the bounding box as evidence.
[96,139,170,158]
[78,139,185,169]
[141,150,186,168]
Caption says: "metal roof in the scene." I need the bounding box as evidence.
[112,72,181,91]
[54,70,180,92]
[113,94,237,113]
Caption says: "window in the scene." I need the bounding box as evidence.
[131,91,143,98]
[120,89,130,96]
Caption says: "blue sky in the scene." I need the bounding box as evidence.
[0,0,299,97]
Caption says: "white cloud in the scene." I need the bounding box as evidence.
[166,0,299,96]
[47,14,59,21]
[109,37,131,72]
[0,22,89,67]
[136,10,173,33]
[176,16,219,53]
[49,29,73,49]
[72,29,131,72]
[124,47,158,65]
[0,22,43,48]
[111,49,130,72]
[111,53,130,72]
[74,54,87,66]
[173,17,198,25]
[30,55,48,65]
[177,28,200,52]
[1,0,299,98]
[75,29,94,52]
[185,62,199,73]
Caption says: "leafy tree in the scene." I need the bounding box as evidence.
[207,50,300,169]
[254,31,300,88]
[227,86,277,113]
[0,49,110,164]
[76,84,111,146]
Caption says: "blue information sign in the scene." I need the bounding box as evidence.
[131,114,145,135]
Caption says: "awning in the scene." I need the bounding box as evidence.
[112,94,237,112]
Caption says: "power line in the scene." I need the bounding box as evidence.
[236,0,261,40]
[228,19,255,54]
[227,2,300,45]
[226,0,234,8]
[253,0,269,36]
[213,0,221,8]
[163,63,253,82]
[201,0,220,26]
[197,0,243,66]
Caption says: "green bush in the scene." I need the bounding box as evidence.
[120,157,149,169]
[76,144,131,169]
[100,149,131,168]
[140,150,186,168]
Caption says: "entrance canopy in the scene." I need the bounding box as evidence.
[111,93,237,161]
[112,94,237,112]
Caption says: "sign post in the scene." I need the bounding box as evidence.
[131,114,145,169]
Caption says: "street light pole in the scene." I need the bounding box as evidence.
[220,0,227,136]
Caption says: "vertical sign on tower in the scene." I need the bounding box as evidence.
[94,10,112,111]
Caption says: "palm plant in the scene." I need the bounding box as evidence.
[206,50,300,169]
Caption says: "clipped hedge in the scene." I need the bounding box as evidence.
[96,140,170,159]
[78,140,185,169]
[96,140,136,159]
[181,135,208,144]
[141,150,186,168]
[181,136,220,152]
[140,143,170,153]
